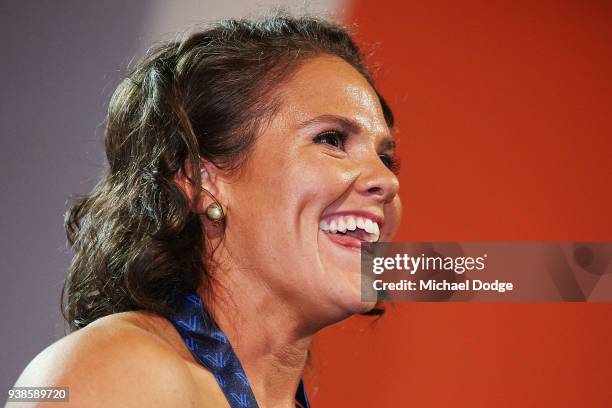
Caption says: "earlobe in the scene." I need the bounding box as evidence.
[200,168,225,221]
[199,160,228,226]
[174,158,226,215]
[197,158,230,216]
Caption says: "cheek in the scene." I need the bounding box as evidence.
[297,165,348,197]
[224,145,357,251]
[289,153,358,202]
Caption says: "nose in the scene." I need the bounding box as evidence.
[355,154,400,204]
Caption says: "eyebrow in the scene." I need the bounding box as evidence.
[298,114,396,152]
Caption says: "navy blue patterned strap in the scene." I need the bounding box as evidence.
[165,292,310,408]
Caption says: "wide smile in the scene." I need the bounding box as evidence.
[318,213,381,252]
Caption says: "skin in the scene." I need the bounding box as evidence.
[10,54,401,408]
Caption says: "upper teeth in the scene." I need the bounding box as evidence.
[319,215,380,242]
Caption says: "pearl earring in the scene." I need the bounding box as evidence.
[200,169,224,221]
[205,202,225,221]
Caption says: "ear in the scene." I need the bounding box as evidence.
[175,157,227,215]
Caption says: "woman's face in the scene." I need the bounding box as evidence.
[215,54,402,328]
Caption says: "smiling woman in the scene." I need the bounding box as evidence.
[10,14,402,408]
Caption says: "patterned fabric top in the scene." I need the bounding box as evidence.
[165,292,311,408]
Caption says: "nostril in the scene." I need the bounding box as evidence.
[368,186,383,195]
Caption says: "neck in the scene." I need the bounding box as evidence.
[199,268,313,408]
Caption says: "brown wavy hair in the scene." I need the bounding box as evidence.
[62,14,394,332]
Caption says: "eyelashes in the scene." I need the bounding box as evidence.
[380,154,401,175]
[312,130,347,150]
[313,130,401,175]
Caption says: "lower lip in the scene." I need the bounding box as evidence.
[321,230,364,252]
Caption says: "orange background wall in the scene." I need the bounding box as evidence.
[308,1,612,406]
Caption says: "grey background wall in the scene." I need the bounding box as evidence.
[0,0,341,390]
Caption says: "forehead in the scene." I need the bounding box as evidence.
[273,55,391,137]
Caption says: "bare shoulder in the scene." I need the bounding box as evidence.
[11,312,204,407]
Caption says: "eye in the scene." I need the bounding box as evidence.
[380,154,401,175]
[313,130,347,150]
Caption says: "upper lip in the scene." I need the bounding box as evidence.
[320,210,384,229]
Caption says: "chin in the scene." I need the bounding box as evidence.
[323,276,379,323]
[351,299,379,315]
